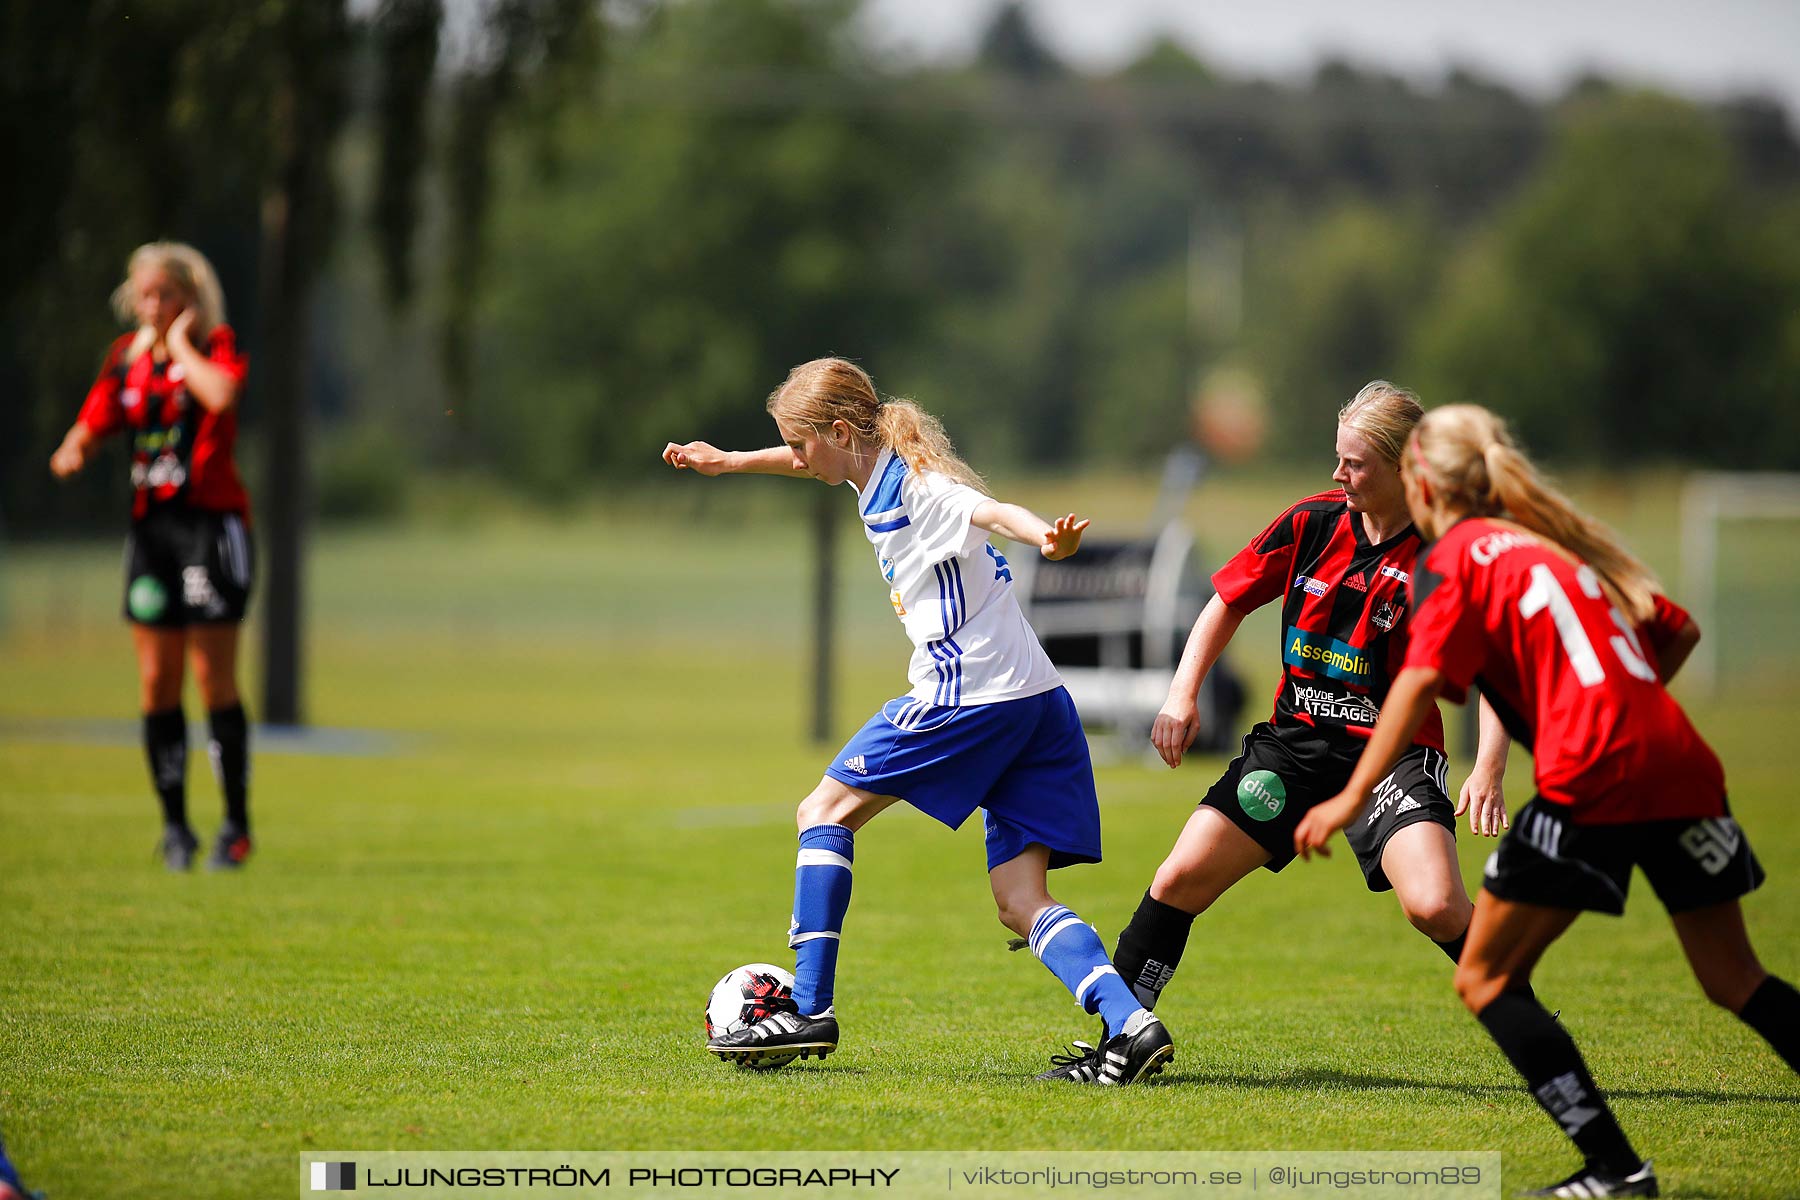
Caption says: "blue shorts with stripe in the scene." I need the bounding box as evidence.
[823,686,1101,872]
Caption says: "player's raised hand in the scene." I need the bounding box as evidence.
[50,430,89,479]
[1456,766,1509,837]
[167,306,197,348]
[1150,697,1201,769]
[1293,791,1361,861]
[663,441,731,476]
[1041,513,1088,561]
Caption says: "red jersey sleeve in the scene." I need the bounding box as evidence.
[1212,501,1308,612]
[203,324,249,385]
[1402,547,1487,703]
[76,335,133,437]
[1641,592,1692,656]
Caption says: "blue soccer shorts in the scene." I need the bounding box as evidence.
[823,685,1101,871]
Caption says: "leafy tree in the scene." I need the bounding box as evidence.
[1241,202,1445,454]
[1412,92,1800,466]
[467,0,955,497]
[0,0,600,720]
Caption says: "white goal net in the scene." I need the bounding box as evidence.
[1679,472,1800,699]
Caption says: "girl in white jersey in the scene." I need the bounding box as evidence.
[663,357,1173,1084]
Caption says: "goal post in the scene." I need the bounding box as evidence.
[1678,472,1800,698]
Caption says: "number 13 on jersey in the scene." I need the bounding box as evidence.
[1518,563,1657,686]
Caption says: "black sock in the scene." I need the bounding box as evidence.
[143,707,188,829]
[1737,975,1800,1071]
[208,703,251,831]
[1111,890,1199,1012]
[1476,991,1641,1174]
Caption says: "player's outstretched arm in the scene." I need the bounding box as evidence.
[661,442,807,478]
[1152,594,1248,769]
[49,423,94,479]
[1293,666,1445,860]
[971,502,1088,561]
[1657,618,1700,683]
[1456,694,1511,837]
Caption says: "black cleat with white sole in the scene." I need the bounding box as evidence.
[1096,1010,1173,1086]
[1519,1161,1658,1198]
[708,1008,839,1067]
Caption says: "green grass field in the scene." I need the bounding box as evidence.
[3,471,1797,1198]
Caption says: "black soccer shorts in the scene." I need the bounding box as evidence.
[1481,797,1766,916]
[1200,727,1455,888]
[122,505,255,628]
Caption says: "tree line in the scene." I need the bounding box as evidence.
[8,0,1800,533]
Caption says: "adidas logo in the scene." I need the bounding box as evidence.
[1396,796,1421,814]
[1345,571,1369,591]
[842,755,868,775]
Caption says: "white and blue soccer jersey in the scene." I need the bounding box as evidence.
[853,447,1063,709]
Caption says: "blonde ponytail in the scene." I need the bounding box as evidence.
[768,357,988,493]
[1412,405,1660,623]
[873,398,987,492]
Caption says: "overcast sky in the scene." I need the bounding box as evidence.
[857,0,1800,118]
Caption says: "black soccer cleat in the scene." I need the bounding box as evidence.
[707,1008,839,1067]
[1096,1011,1173,1086]
[158,825,200,872]
[206,824,253,871]
[1520,1161,1658,1198]
[1037,1039,1102,1083]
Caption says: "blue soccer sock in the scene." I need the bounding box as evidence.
[1028,904,1146,1035]
[789,823,855,1016]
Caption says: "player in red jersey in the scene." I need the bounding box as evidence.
[50,242,256,872]
[1297,405,1796,1199]
[1043,383,1512,1081]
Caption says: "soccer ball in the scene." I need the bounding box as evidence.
[705,963,798,1070]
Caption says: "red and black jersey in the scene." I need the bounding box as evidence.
[1405,516,1724,824]
[1642,592,1694,661]
[78,326,251,520]
[1212,489,1446,762]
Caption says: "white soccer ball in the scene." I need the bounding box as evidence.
[705,963,798,1070]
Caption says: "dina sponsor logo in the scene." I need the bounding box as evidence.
[128,575,169,622]
[1379,565,1410,583]
[1237,770,1287,821]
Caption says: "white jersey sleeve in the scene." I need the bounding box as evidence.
[906,473,988,563]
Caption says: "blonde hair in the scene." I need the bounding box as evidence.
[1410,404,1660,623]
[1338,380,1423,466]
[767,358,987,492]
[110,242,227,339]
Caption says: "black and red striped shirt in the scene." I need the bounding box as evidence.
[78,326,251,520]
[1212,489,1446,759]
